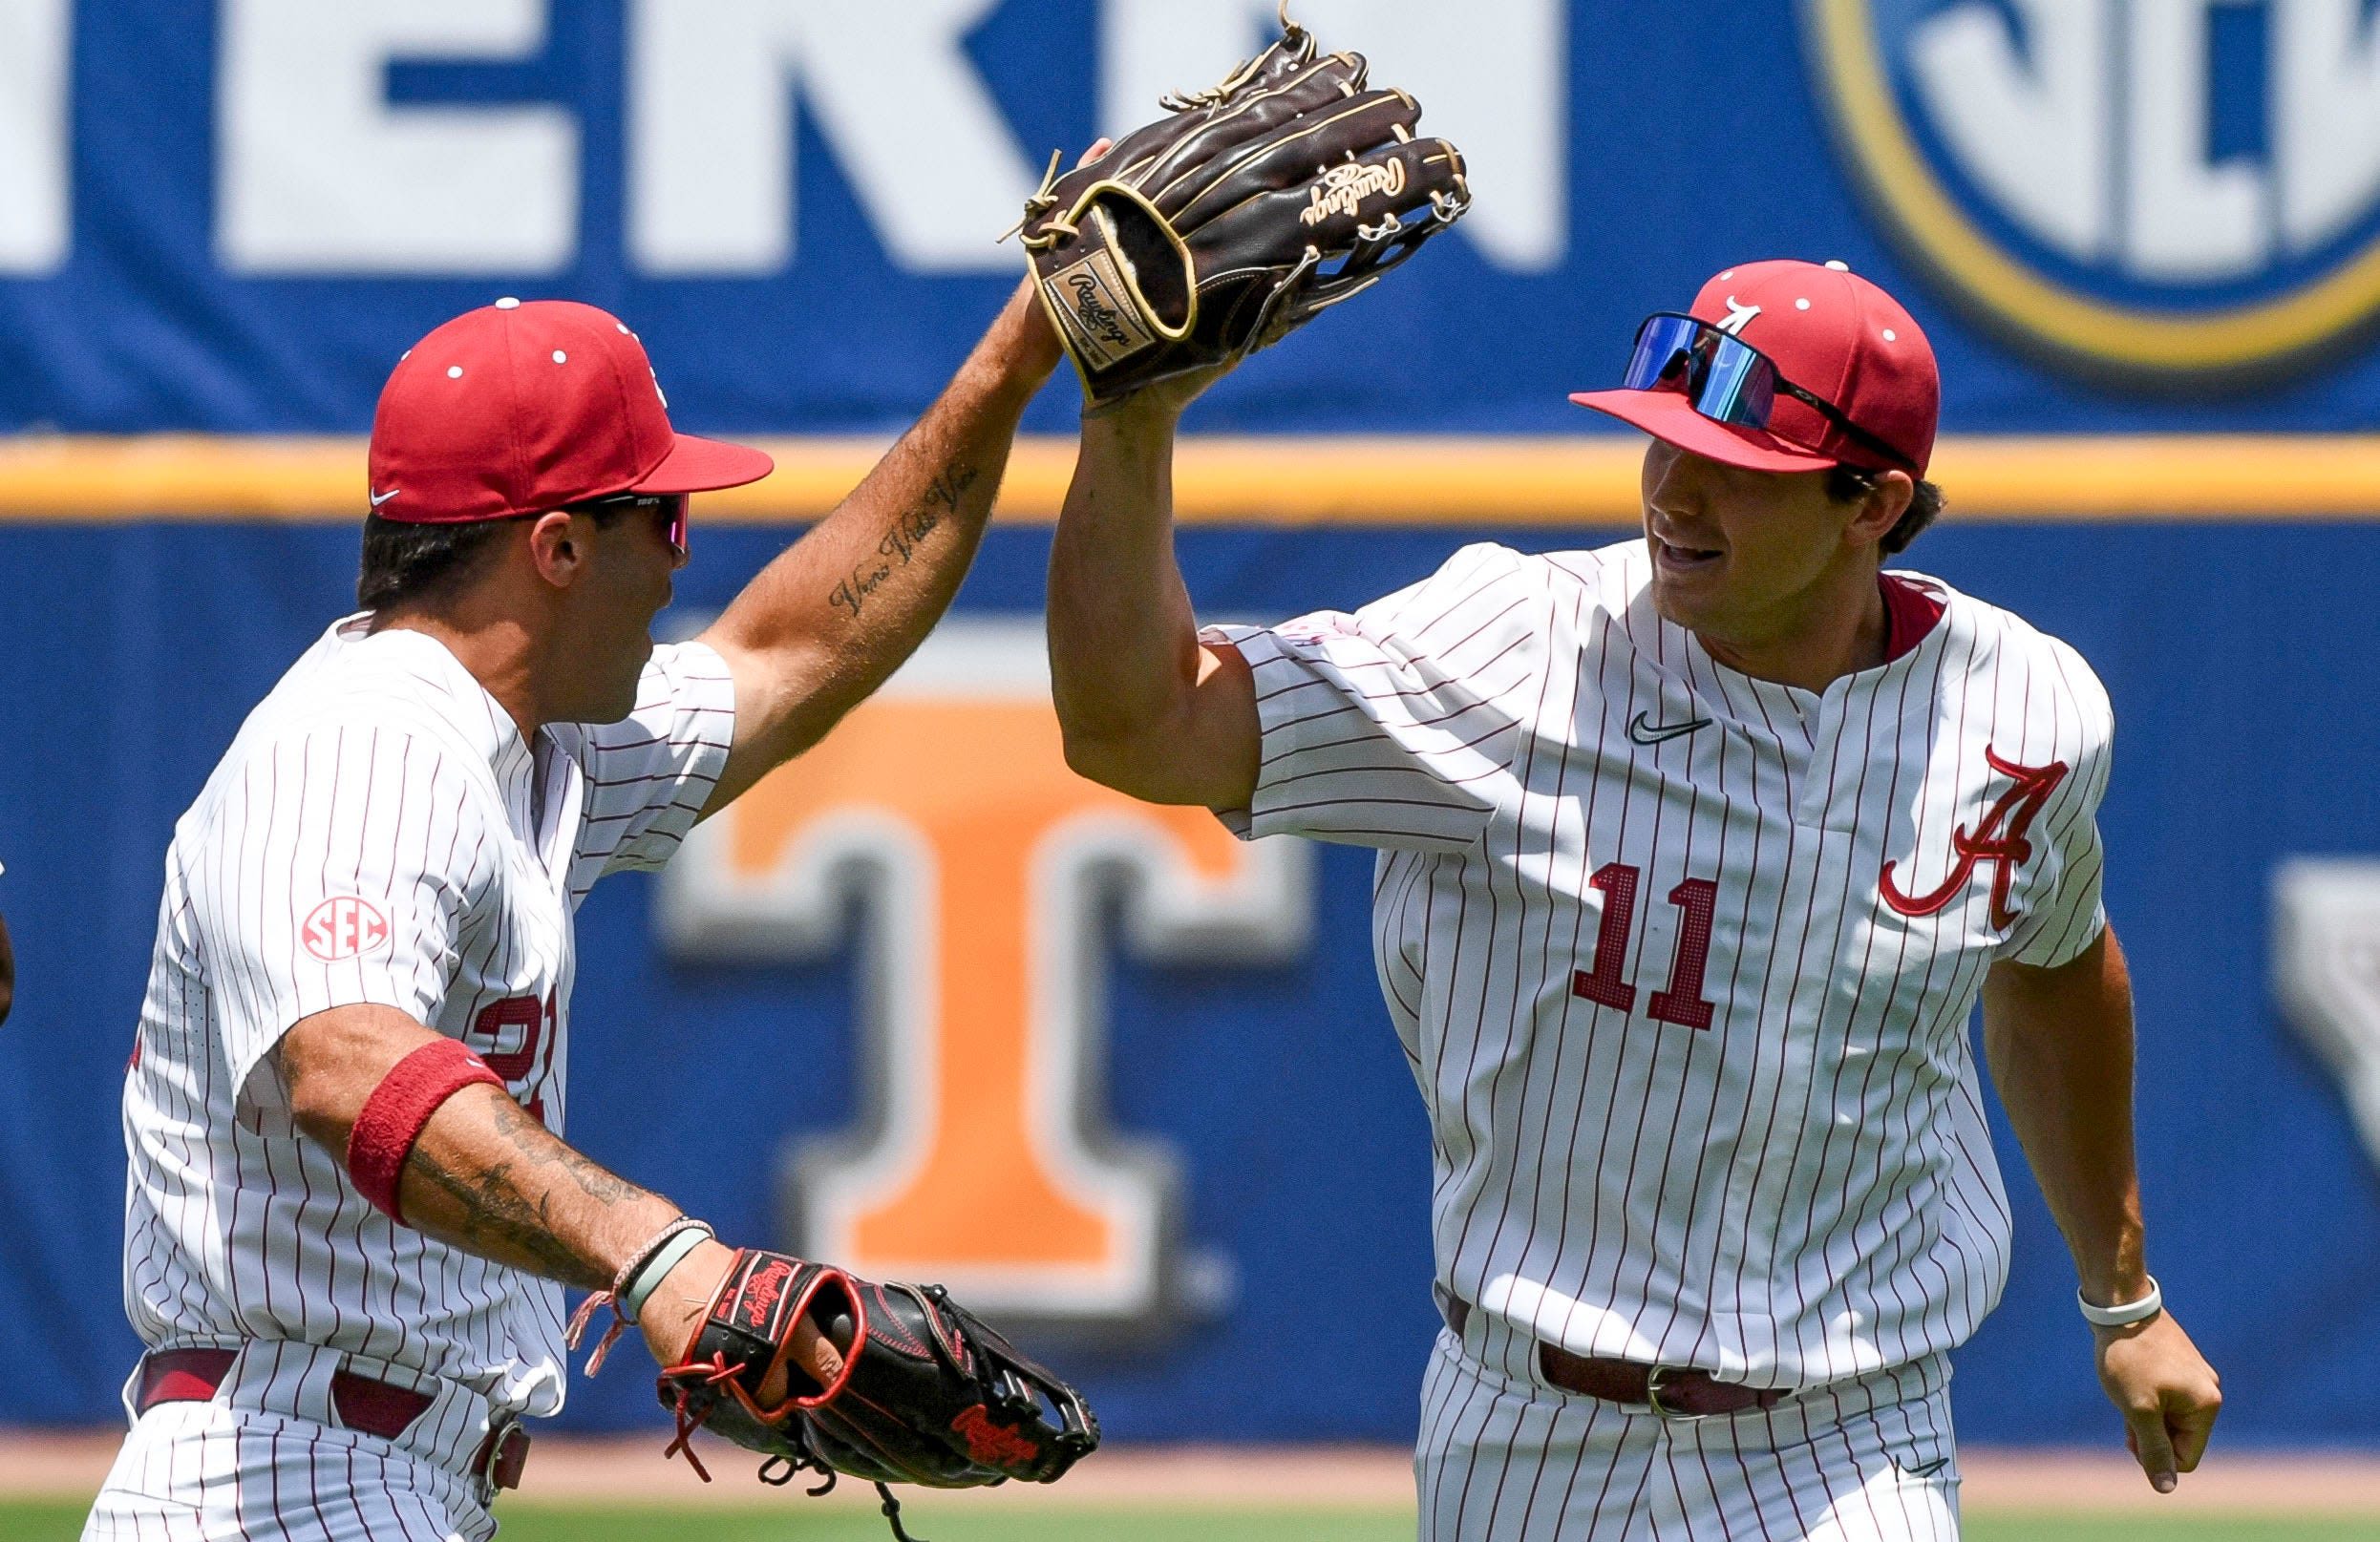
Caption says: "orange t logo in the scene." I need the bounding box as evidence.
[661,620,1309,1323]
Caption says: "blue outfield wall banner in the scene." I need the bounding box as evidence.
[3,518,2379,1446]
[3,0,2380,435]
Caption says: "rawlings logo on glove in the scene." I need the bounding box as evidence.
[950,1404,1044,1467]
[1303,159,1408,226]
[740,1256,794,1329]
[1055,255,1154,366]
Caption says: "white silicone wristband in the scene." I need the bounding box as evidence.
[618,1219,713,1323]
[2077,1275,2162,1327]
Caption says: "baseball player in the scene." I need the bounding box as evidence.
[88,284,1071,1540]
[1044,259,2222,1538]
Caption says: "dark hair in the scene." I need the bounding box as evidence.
[1828,466,1945,557]
[356,496,648,614]
[356,513,517,613]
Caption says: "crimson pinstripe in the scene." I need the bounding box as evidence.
[95,615,734,1541]
[1207,539,2111,1538]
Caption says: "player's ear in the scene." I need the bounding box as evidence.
[524,510,586,589]
[1844,470,1914,548]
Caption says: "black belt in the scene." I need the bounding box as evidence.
[1442,1299,1790,1420]
[136,1347,530,1494]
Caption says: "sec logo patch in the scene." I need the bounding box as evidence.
[302,897,390,962]
[1804,0,2380,383]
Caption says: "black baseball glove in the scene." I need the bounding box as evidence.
[646,1250,1098,1540]
[1018,5,1470,408]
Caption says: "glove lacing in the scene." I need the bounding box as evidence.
[1161,1,1314,110]
[754,1452,926,1542]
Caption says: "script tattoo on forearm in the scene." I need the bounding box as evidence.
[409,1098,652,1291]
[827,460,982,621]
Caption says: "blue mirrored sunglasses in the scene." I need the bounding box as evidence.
[1622,313,1915,472]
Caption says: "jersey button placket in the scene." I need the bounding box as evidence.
[1760,680,1818,825]
[1796,681,1861,833]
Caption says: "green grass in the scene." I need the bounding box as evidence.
[497,1507,1415,1541]
[17,1500,2380,1541]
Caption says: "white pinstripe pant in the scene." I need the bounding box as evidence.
[83,1343,506,1542]
[84,1404,498,1542]
[1417,1323,1961,1541]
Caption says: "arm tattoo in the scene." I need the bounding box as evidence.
[828,460,982,620]
[407,1098,655,1292]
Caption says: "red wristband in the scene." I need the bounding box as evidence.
[347,1038,505,1224]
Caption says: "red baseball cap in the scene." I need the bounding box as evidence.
[1570,260,1939,475]
[366,299,774,524]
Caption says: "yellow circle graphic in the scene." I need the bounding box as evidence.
[1805,0,2380,373]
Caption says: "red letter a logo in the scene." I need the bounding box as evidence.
[1881,746,2070,931]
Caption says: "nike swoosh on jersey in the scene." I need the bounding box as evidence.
[1626,709,1711,747]
[370,488,401,506]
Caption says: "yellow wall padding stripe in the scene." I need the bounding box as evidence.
[0,434,2373,524]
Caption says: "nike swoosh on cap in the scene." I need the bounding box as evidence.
[370,488,401,506]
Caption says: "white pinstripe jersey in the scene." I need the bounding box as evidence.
[120,616,734,1418]
[1209,539,2112,1389]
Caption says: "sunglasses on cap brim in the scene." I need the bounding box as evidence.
[569,492,689,554]
[1623,313,1918,474]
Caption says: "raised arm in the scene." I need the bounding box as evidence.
[280,1004,831,1389]
[696,282,1059,813]
[1983,925,2221,1493]
[1046,387,1259,810]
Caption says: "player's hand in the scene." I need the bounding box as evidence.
[2093,1309,2221,1493]
[635,1237,845,1396]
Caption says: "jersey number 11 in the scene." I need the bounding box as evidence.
[1572,863,1718,1031]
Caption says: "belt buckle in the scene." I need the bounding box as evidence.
[1643,1363,1712,1424]
[475,1415,527,1507]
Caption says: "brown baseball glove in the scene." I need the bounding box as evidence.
[1018,5,1470,408]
